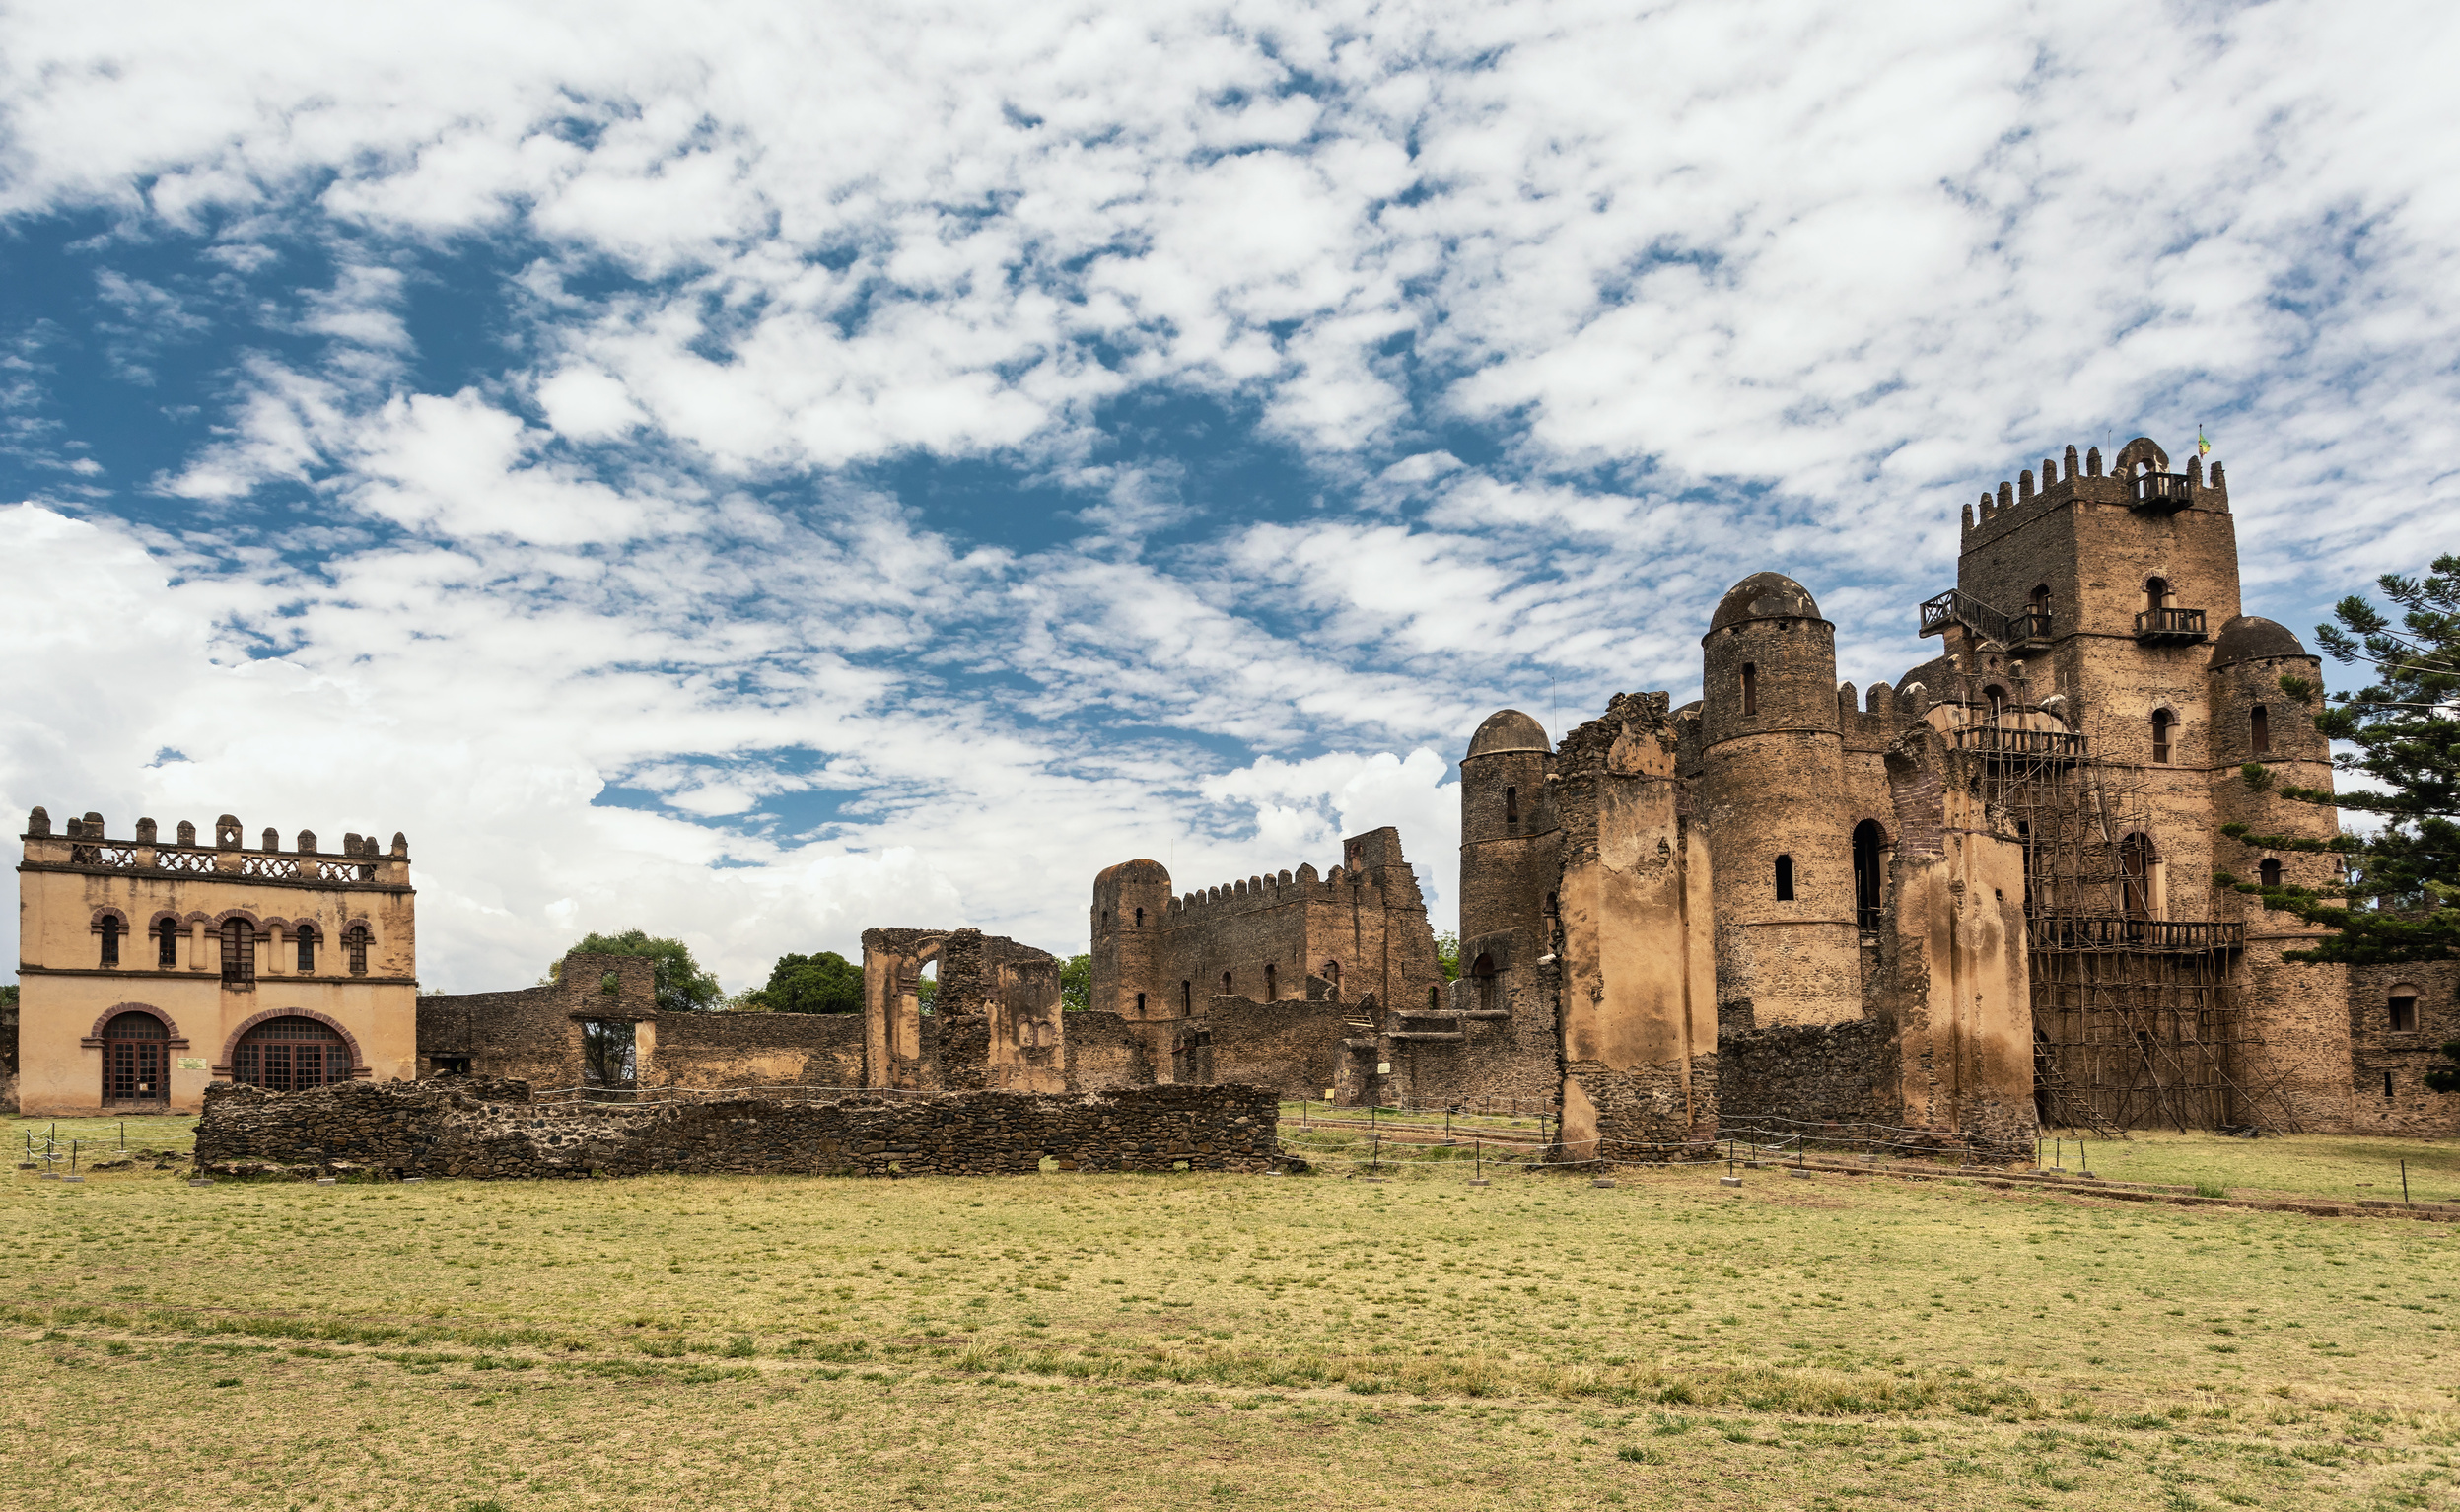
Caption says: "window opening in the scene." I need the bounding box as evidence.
[1264,963,1277,1000]
[1135,992,1146,1013]
[1220,970,1232,996]
[344,924,370,976]
[2120,833,2158,921]
[1470,951,1497,1013]
[1774,855,1795,902]
[1984,685,2006,722]
[100,915,121,967]
[2384,1070,2396,1099]
[1429,986,1440,1010]
[233,1015,349,1092]
[2258,859,2282,889]
[2028,584,2051,635]
[2389,986,2420,1032]
[431,1055,472,1076]
[295,924,317,974]
[2250,705,2270,755]
[2144,576,2173,612]
[102,1011,168,1105]
[1504,785,1518,823]
[2150,709,2173,765]
[580,1020,638,1089]
[1740,662,1759,716]
[1181,980,1191,1012]
[1852,821,1885,931]
[220,919,254,985]
[1133,907,1143,928]
[156,918,178,968]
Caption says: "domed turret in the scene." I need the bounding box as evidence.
[1710,572,1823,634]
[1090,858,1173,1018]
[1467,708,1550,759]
[2209,615,2307,670]
[1458,708,1558,945]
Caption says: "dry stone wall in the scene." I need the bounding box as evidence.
[194,1076,1279,1178]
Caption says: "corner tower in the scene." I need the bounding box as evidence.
[1089,859,1172,1020]
[1457,709,1557,951]
[1696,574,1863,1028]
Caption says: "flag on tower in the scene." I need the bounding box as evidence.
[2197,426,2212,457]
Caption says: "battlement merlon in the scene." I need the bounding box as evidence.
[21,806,412,886]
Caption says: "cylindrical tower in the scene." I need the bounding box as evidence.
[1697,572,1862,1028]
[1089,859,1172,1020]
[2205,616,2351,1129]
[1457,710,1557,947]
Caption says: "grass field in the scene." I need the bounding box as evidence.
[6,1119,2459,1510]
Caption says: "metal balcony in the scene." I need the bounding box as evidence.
[2134,606,2207,644]
[2129,472,2196,512]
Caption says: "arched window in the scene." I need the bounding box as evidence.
[1852,821,1885,930]
[2389,984,2421,1033]
[2144,576,2172,612]
[1470,951,1497,1013]
[2028,584,2051,635]
[2150,709,2174,765]
[99,915,121,968]
[344,924,371,977]
[1264,963,1277,1000]
[232,1015,351,1092]
[220,919,255,984]
[156,918,179,968]
[1220,971,1232,996]
[1429,986,1440,1010]
[295,923,318,974]
[1133,906,1144,928]
[2250,705,2270,755]
[1740,662,1759,716]
[102,1011,167,1105]
[2258,859,2282,889]
[1774,855,1795,902]
[1504,786,1519,823]
[2120,833,2158,921]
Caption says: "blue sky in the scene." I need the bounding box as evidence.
[6,1,2456,993]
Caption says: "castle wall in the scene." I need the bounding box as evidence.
[196,1077,1282,1179]
[1551,695,1718,1159]
[2345,962,2460,1135]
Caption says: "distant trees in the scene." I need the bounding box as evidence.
[735,951,865,1014]
[1059,953,1090,1011]
[2220,552,2460,964]
[551,929,724,1013]
[1434,930,1460,983]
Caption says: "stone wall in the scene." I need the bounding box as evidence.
[1062,1010,1156,1090]
[1716,1019,1900,1128]
[194,1076,1282,1178]
[2345,961,2460,1136]
[1205,997,1349,1098]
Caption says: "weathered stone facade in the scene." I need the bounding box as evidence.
[11,808,418,1115]
[193,1075,1280,1178]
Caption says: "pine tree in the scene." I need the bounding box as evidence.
[2218,552,2460,967]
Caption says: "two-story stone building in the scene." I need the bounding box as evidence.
[10,808,417,1115]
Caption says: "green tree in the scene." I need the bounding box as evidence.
[550,928,724,1013]
[736,950,864,1013]
[1433,930,1460,983]
[1058,953,1091,1011]
[2218,552,2460,964]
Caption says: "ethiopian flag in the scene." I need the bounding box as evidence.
[2197,426,2212,457]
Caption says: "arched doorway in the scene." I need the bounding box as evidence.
[102,1011,169,1107]
[232,1015,353,1091]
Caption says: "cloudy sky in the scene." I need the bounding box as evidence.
[5,2,2454,994]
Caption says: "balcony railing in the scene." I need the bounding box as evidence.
[2134,606,2208,642]
[1948,725,2087,759]
[1919,588,2056,647]
[2129,472,2196,511]
[2027,916,2244,953]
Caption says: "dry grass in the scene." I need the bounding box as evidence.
[2037,1128,2460,1205]
[5,1123,2459,1508]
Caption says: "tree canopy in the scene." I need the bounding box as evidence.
[1433,930,1460,983]
[2219,552,2460,965]
[1058,953,1090,1011]
[735,950,865,1013]
[550,928,724,1013]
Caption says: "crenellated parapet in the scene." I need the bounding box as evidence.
[1165,861,1387,921]
[1960,436,2230,551]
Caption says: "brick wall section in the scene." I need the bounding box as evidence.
[195,1077,1281,1178]
[655,1011,865,1089]
[1205,997,1349,1097]
[2346,961,2460,1135]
